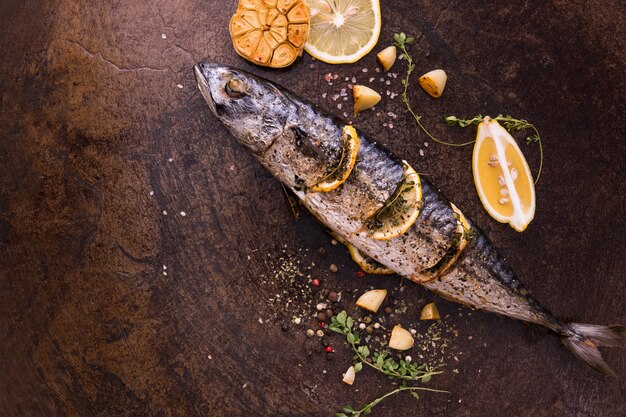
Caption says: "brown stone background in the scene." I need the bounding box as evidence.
[1,1,625,416]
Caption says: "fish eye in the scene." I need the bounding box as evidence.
[225,78,247,98]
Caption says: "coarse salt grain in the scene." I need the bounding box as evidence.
[337,103,342,109]
[322,93,327,98]
[375,67,380,73]
[424,142,429,147]
[362,68,368,72]
[369,77,375,82]
[149,191,154,196]
[161,33,167,39]
[419,149,425,156]
[163,210,168,215]
[180,211,187,217]
[168,158,173,162]
[177,84,183,89]
[351,77,356,83]
[385,80,391,85]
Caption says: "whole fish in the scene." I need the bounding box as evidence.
[194,62,624,375]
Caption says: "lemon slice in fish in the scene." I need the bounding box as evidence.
[363,162,422,240]
[412,203,471,283]
[347,243,394,275]
[473,117,535,232]
[311,125,360,192]
[303,0,381,64]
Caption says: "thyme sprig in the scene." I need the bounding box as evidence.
[444,114,544,183]
[394,33,473,147]
[330,311,446,415]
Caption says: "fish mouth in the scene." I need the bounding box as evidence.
[194,63,216,115]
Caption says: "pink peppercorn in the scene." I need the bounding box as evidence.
[312,279,320,286]
[356,271,365,278]
[325,346,333,353]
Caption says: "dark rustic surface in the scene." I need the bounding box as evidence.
[1,1,625,416]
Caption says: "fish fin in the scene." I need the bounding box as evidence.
[561,324,625,377]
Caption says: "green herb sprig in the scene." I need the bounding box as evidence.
[394,33,473,147]
[330,311,446,416]
[444,114,544,183]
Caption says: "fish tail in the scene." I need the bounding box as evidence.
[560,323,625,376]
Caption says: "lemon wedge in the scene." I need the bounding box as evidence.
[473,117,536,231]
[347,243,394,275]
[412,203,471,283]
[311,125,360,192]
[303,0,381,64]
[363,162,422,240]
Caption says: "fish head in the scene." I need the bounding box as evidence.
[194,62,291,154]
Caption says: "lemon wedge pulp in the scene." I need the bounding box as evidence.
[303,0,381,64]
[473,117,536,232]
[363,161,422,240]
[311,125,360,192]
[347,243,394,274]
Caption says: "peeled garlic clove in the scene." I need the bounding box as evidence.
[353,85,381,115]
[342,365,356,385]
[377,46,397,71]
[355,289,387,313]
[419,302,441,320]
[389,325,414,350]
[418,69,447,98]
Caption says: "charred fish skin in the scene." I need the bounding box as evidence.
[195,62,624,375]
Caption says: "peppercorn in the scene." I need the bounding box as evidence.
[317,312,326,322]
[312,278,320,286]
[327,291,338,302]
[325,346,333,353]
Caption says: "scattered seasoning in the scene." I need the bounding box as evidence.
[312,278,320,286]
[329,264,338,273]
[316,330,324,337]
[325,346,333,353]
[319,322,325,328]
[317,312,327,321]
[281,322,290,331]
[306,329,315,337]
[149,191,154,196]
[325,309,334,318]
[180,211,187,217]
[294,317,302,325]
[161,33,167,39]
[316,303,326,311]
[359,323,366,330]
[162,210,168,215]
[177,84,183,89]
[356,271,365,278]
[327,291,338,302]
[384,306,394,314]
[331,239,338,245]
[318,247,326,255]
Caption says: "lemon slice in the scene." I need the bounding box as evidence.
[363,162,422,240]
[311,125,360,192]
[473,117,536,232]
[413,203,471,283]
[303,0,381,64]
[347,243,394,275]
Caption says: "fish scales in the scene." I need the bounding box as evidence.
[195,62,624,375]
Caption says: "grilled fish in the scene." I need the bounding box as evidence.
[194,62,624,375]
